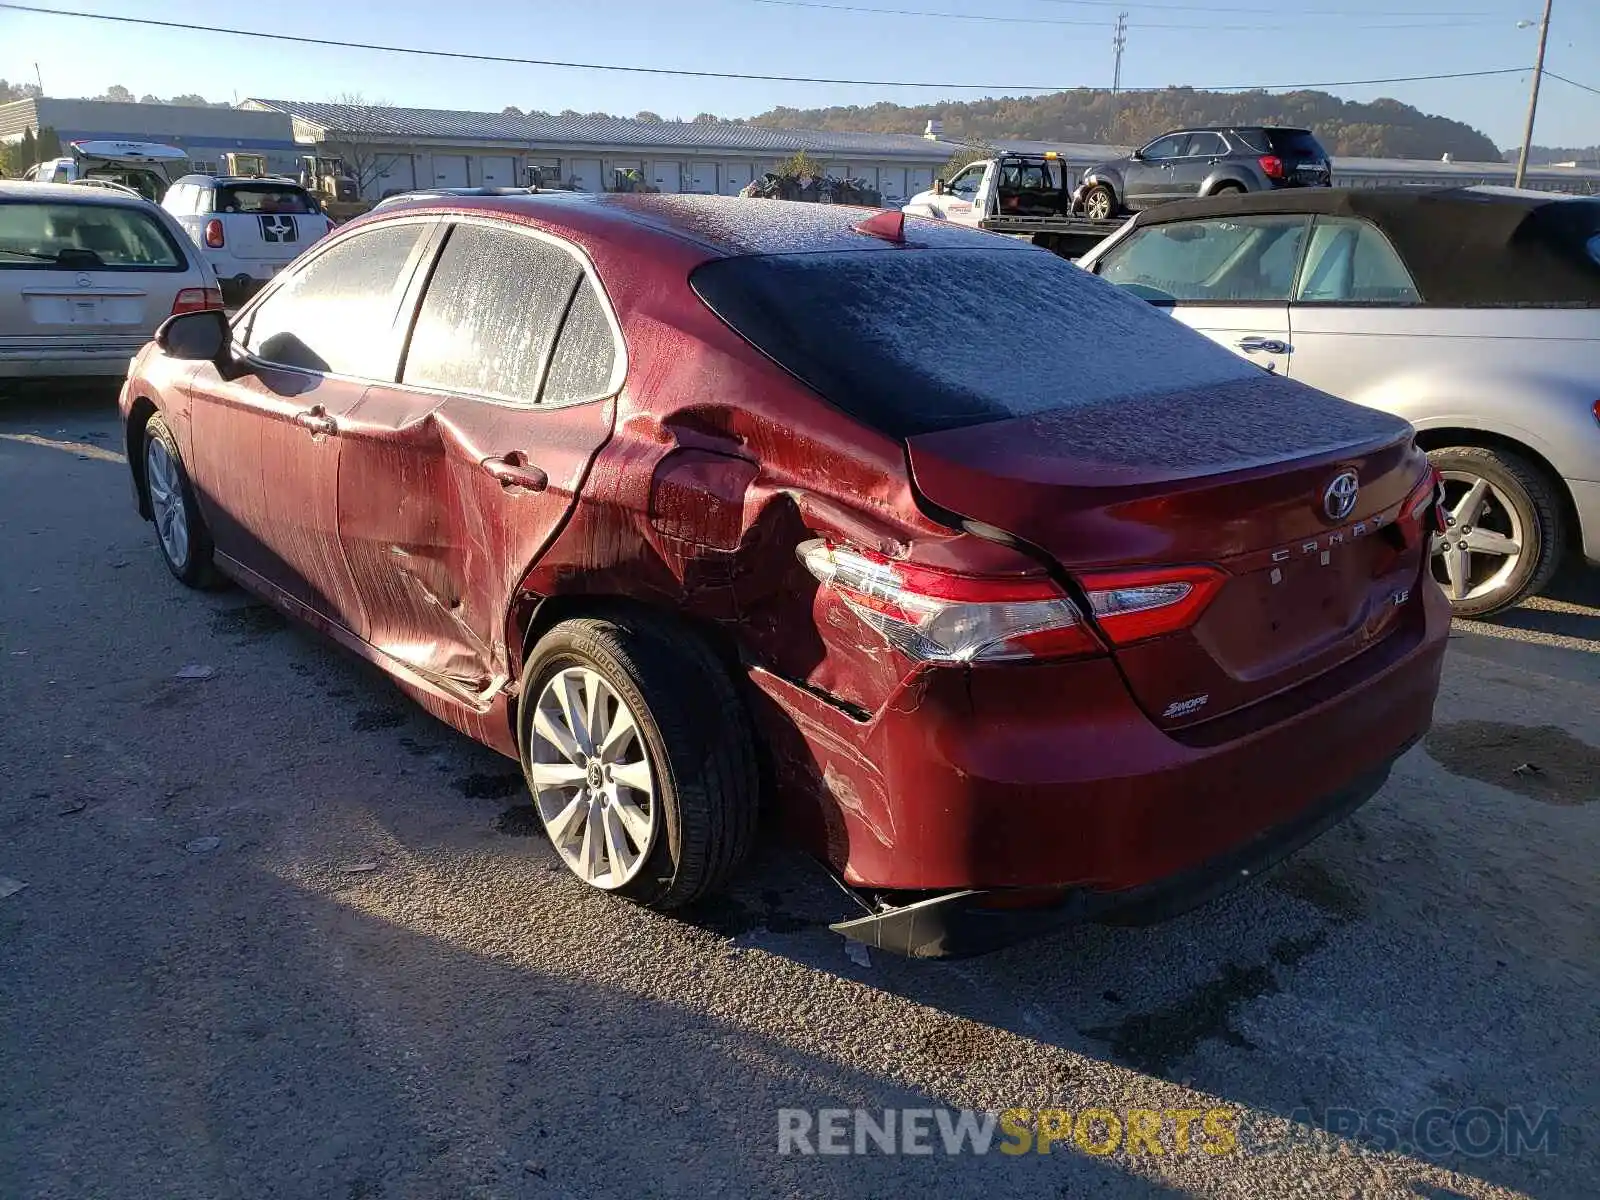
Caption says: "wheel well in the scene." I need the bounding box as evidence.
[1411,427,1581,555]
[508,593,749,742]
[125,396,157,520]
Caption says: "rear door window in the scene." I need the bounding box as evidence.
[1294,216,1420,303]
[0,201,185,271]
[1185,132,1228,157]
[401,223,583,405]
[1096,215,1310,303]
[242,222,428,377]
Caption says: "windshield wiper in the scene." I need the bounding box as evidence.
[0,247,107,268]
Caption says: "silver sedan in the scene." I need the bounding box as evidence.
[1078,185,1600,617]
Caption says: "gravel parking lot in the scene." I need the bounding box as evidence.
[3,387,1596,1200]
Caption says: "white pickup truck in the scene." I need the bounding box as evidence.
[25,140,189,203]
[902,151,1124,258]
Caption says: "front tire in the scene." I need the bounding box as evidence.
[143,413,217,588]
[1427,445,1566,618]
[518,614,758,909]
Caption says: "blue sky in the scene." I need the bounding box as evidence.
[2,0,1596,150]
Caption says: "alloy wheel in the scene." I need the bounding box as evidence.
[1431,470,1524,603]
[527,666,657,889]
[146,436,189,569]
[1085,190,1113,219]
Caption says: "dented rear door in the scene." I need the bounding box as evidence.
[335,219,621,701]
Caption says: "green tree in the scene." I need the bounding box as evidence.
[36,126,61,159]
[775,150,826,180]
[97,85,136,104]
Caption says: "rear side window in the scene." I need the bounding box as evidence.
[402,224,582,405]
[243,222,426,377]
[1588,233,1600,267]
[692,248,1259,438]
[541,278,620,405]
[0,201,185,271]
[1266,130,1328,160]
[215,184,317,214]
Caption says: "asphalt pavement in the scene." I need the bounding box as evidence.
[2,387,1597,1200]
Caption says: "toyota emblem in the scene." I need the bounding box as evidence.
[1323,470,1360,521]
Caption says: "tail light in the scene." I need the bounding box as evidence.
[1259,155,1286,181]
[1592,398,1599,428]
[170,287,225,315]
[1395,466,1448,546]
[797,540,1100,663]
[203,218,225,248]
[1077,565,1227,645]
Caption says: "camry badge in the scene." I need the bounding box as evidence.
[1323,471,1359,522]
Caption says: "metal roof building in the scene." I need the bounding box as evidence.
[0,97,300,174]
[242,98,953,200]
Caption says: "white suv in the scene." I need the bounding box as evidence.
[162,175,332,306]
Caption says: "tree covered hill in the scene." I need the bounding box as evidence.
[745,87,1504,161]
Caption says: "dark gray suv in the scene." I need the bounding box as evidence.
[1074,127,1332,218]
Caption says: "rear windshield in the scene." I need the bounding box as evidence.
[1266,130,1328,160]
[215,184,318,214]
[692,248,1260,437]
[0,201,185,271]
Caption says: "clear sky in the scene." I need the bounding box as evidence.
[2,0,1596,151]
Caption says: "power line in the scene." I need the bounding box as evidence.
[0,3,1535,95]
[1545,70,1600,97]
[1028,0,1499,14]
[753,0,1502,31]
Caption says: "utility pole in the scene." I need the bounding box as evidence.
[34,61,43,95]
[1513,0,1553,189]
[1111,12,1128,97]
[1110,11,1128,133]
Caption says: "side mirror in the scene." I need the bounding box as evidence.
[156,309,236,375]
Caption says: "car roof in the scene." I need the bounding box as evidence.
[173,174,305,186]
[360,191,1035,258]
[0,181,155,207]
[1127,186,1600,305]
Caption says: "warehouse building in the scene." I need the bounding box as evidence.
[7,94,1597,200]
[0,96,301,174]
[242,99,948,201]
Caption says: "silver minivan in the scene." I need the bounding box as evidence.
[1078,186,1600,617]
[1,182,223,379]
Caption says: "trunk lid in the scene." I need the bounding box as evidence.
[905,373,1430,730]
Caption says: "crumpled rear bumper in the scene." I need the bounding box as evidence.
[832,754,1402,959]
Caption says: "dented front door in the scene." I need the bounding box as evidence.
[333,218,622,701]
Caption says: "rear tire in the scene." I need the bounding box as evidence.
[1081,183,1117,220]
[1426,445,1565,618]
[518,614,758,909]
[1209,182,1246,196]
[142,413,218,588]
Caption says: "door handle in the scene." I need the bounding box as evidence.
[482,452,548,493]
[293,405,337,436]
[1236,337,1291,355]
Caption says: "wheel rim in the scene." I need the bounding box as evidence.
[145,437,189,568]
[1086,191,1112,219]
[1430,470,1525,604]
[528,666,656,889]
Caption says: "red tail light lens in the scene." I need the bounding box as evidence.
[1395,466,1448,545]
[797,540,1101,662]
[1077,565,1228,645]
[203,218,225,248]
[170,287,225,315]
[1592,398,1599,428]
[1259,154,1286,181]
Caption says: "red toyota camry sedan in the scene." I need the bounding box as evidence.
[120,194,1449,957]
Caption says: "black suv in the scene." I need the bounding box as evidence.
[1074,127,1331,218]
